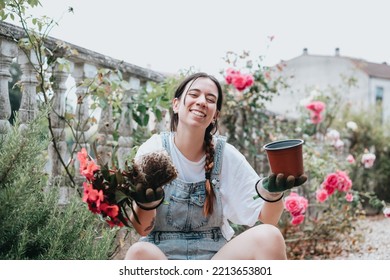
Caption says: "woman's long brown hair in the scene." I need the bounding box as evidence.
[170,73,223,216]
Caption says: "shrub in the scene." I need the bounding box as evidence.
[0,112,117,259]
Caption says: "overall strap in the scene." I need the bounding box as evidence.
[160,131,172,155]
[212,135,227,176]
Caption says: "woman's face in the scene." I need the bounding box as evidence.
[173,77,219,131]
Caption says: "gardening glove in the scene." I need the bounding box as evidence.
[132,182,165,210]
[129,151,178,210]
[256,173,307,202]
[262,173,307,193]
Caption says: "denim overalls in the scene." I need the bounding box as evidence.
[139,132,227,260]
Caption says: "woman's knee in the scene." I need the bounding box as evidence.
[125,242,167,260]
[251,224,286,259]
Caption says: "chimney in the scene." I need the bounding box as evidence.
[303,48,308,55]
[335,47,340,56]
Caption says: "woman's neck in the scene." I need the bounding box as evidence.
[174,128,205,162]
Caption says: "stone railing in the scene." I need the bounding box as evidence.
[0,21,167,203]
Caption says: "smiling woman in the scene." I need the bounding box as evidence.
[123,72,307,260]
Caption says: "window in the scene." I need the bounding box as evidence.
[375,86,384,123]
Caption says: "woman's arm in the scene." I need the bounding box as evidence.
[130,203,157,236]
[257,188,285,225]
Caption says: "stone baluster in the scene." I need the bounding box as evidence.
[71,62,96,186]
[0,39,18,135]
[117,76,139,169]
[154,108,169,133]
[96,85,114,167]
[17,49,39,132]
[48,63,71,204]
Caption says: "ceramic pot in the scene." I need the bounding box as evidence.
[263,139,304,177]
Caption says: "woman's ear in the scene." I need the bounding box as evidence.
[213,110,220,120]
[172,98,179,113]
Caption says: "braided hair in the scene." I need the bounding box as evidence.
[170,72,223,216]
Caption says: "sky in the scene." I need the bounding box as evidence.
[8,0,390,77]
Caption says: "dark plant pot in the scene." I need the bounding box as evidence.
[263,139,304,177]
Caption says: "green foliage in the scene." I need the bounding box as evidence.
[219,50,291,170]
[272,83,388,259]
[338,107,390,204]
[0,112,117,259]
[0,0,41,21]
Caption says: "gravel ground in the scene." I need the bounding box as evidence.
[335,215,390,260]
[113,215,390,260]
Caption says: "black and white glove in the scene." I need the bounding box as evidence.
[256,173,307,202]
[128,151,178,210]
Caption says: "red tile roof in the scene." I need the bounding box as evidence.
[350,59,390,79]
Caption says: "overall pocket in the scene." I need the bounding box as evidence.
[167,184,209,230]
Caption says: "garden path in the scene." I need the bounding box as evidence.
[335,214,390,260]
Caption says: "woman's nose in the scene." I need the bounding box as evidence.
[196,95,206,106]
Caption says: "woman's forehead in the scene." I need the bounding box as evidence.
[186,77,218,94]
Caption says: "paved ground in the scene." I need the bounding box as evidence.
[335,214,390,260]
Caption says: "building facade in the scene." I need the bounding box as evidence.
[266,48,390,124]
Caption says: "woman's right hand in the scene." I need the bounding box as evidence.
[131,183,165,210]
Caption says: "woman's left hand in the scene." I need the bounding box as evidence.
[262,173,307,193]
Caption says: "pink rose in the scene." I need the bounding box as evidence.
[383,207,390,218]
[316,188,329,203]
[322,173,338,195]
[291,215,305,225]
[245,74,254,87]
[232,75,247,91]
[225,68,238,84]
[284,192,308,216]
[347,154,356,164]
[225,68,254,91]
[306,101,326,114]
[361,153,376,168]
[336,170,352,192]
[345,193,354,202]
[310,112,323,124]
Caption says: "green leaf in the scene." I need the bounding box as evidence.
[142,114,149,126]
[132,112,142,126]
[115,190,128,203]
[155,109,162,121]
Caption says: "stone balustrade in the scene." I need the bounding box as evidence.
[0,21,167,203]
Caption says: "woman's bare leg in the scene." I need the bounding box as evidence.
[212,224,287,260]
[125,242,168,260]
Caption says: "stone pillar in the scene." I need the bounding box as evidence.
[17,49,39,132]
[0,39,17,134]
[117,76,139,169]
[71,63,97,186]
[48,63,71,204]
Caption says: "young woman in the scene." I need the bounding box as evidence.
[125,72,306,260]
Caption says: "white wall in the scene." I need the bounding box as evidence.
[265,54,372,119]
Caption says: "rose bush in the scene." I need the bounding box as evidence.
[221,59,388,258]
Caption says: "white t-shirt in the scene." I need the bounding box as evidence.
[135,133,264,240]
